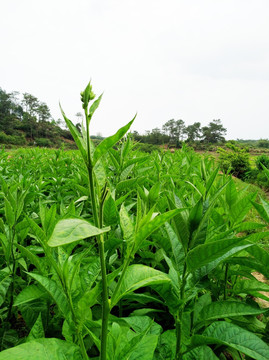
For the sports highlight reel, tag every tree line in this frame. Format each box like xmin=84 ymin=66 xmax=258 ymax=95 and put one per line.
xmin=0 ymin=87 xmax=73 ymax=147
xmin=131 ymin=119 xmax=227 ymax=147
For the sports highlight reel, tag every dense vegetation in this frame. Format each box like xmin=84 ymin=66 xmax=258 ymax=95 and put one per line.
xmin=0 ymin=82 xmax=269 ymax=359
xmin=0 ymin=87 xmax=75 ymax=148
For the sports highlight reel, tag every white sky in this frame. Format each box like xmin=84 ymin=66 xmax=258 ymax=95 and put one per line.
xmin=1 ymin=0 xmax=269 ymax=139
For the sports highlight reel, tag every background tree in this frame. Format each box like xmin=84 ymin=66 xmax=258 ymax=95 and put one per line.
xmin=184 ymin=122 xmax=201 ymax=142
xmin=162 ymin=119 xmax=185 ymax=144
xmin=37 ymin=102 xmax=51 ymax=122
xmin=202 ymin=119 xmax=227 ymax=143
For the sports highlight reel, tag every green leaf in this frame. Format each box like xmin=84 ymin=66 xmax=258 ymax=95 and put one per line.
xmin=0 ymin=273 xmax=11 ymax=306
xmin=154 ymin=330 xmax=176 ymax=360
xmin=233 ymin=278 xmax=269 ymax=295
xmin=198 ymin=301 xmax=266 ymax=322
xmin=134 ymin=209 xmax=184 ymax=253
xmin=26 ymin=273 xmax=69 ymax=316
xmin=234 ymin=222 xmax=266 ymax=232
xmin=48 ymin=218 xmax=110 ymax=247
xmin=104 ymin=195 xmax=119 ymax=226
xmin=183 ymin=345 xmax=219 ymax=360
xmin=14 ymin=285 xmax=47 ymax=307
xmin=111 ymin=265 xmax=170 ymax=307
xmin=4 ymin=197 xmax=15 ymax=227
xmin=252 ymin=197 xmax=269 ymax=223
xmin=225 ymin=177 xmax=237 ymax=208
xmin=203 ymin=321 xmax=269 ymax=360
xmin=17 ymin=244 xmax=45 ymax=274
xmin=230 ymin=192 xmax=257 ymax=225
xmin=27 ymin=313 xmax=45 ymax=341
xmin=119 ymin=333 xmax=158 ymax=360
xmin=60 ymin=105 xmax=87 ymax=163
xmin=0 ymin=338 xmax=83 ymax=360
xmin=120 ymin=204 xmax=134 ymax=240
xmin=186 ymin=238 xmax=253 ymax=272
xmin=164 ymin=222 xmax=184 ymax=271
xmin=89 ymin=93 xmax=102 ymax=118
xmin=205 ymin=167 xmax=219 ymax=196
xmin=93 ymin=116 xmax=136 ymax=166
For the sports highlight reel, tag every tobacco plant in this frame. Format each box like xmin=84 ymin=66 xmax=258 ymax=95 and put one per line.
xmin=0 ymin=83 xmax=269 ymax=360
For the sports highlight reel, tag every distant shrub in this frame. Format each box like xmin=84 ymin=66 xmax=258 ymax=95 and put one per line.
xmin=0 ymin=131 xmax=26 ymax=145
xmin=35 ymin=138 xmax=53 ymax=147
xmin=135 ymin=143 xmax=160 ymax=153
xmin=218 ymin=143 xmax=250 ymax=179
xmin=258 ymin=139 xmax=269 ymax=149
xmin=256 ymin=154 xmax=269 ymax=170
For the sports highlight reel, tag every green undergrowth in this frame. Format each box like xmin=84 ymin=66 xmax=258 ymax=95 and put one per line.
xmin=0 ymin=82 xmax=269 ymax=360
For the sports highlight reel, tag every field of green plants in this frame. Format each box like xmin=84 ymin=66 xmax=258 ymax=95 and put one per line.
xmin=1 ymin=83 xmax=269 ymax=360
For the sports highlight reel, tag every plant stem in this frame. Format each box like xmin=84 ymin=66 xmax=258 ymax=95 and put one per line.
xmin=224 ymin=263 xmax=229 ymax=300
xmin=85 ymin=112 xmax=109 ymax=360
xmin=175 ymin=262 xmax=187 ymax=360
xmin=99 ymin=235 xmax=109 ymax=360
xmin=7 ymin=228 xmax=15 ymax=321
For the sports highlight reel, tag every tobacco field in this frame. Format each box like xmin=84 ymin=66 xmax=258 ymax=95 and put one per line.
xmin=0 ymin=83 xmax=269 ymax=360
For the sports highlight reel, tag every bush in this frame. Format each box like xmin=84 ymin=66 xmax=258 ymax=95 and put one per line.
xmin=0 ymin=131 xmax=26 ymax=145
xmin=256 ymin=154 xmax=269 ymax=170
xmin=35 ymin=138 xmax=53 ymax=147
xmin=218 ymin=144 xmax=250 ymax=179
xmin=134 ymin=143 xmax=161 ymax=153
xmin=258 ymin=139 xmax=269 ymax=149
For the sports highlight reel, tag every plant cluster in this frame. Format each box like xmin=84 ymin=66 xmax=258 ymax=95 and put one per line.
xmin=218 ymin=143 xmax=251 ymax=179
xmin=0 ymin=83 xmax=269 ymax=360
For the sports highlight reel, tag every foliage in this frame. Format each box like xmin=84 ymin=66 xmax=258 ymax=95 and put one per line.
xmin=0 ymin=87 xmax=74 ymax=148
xmin=258 ymin=139 xmax=269 ymax=149
xmin=218 ymin=143 xmax=251 ymax=179
xmin=256 ymin=154 xmax=269 ymax=170
xmin=0 ymin=83 xmax=269 ymax=360
xmin=202 ymin=119 xmax=227 ymax=144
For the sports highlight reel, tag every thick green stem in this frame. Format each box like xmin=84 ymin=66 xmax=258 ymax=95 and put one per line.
xmin=7 ymin=228 xmax=16 ymax=321
xmin=175 ymin=262 xmax=187 ymax=360
xmin=99 ymin=236 xmax=109 ymax=360
xmin=86 ymin=119 xmax=109 ymax=360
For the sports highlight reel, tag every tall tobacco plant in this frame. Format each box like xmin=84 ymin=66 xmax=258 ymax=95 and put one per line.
xmin=57 ymin=82 xmax=181 ymax=359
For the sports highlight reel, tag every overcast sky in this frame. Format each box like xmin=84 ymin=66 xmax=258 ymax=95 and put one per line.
xmin=1 ymin=0 xmax=269 ymax=139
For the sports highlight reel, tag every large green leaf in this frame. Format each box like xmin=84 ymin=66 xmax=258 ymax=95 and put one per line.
xmin=17 ymin=244 xmax=45 ymax=274
xmin=27 ymin=313 xmax=45 ymax=341
xmin=111 ymin=265 xmax=170 ymax=307
xmin=93 ymin=117 xmax=136 ymax=166
xmin=14 ymin=285 xmax=47 ymax=306
xmin=120 ymin=204 xmax=134 ymax=240
xmin=203 ymin=321 xmax=269 ymax=360
xmin=60 ymin=105 xmax=87 ymax=164
xmin=183 ymin=345 xmax=219 ymax=360
xmin=0 ymin=338 xmax=83 ymax=360
xmin=225 ymin=177 xmax=237 ymax=208
xmin=230 ymin=192 xmax=257 ymax=225
xmin=233 ymin=278 xmax=269 ymax=295
xmin=198 ymin=301 xmax=266 ymax=323
xmin=186 ymin=238 xmax=253 ymax=272
xmin=252 ymin=197 xmax=269 ymax=223
xmin=47 ymin=218 xmax=110 ymax=247
xmin=134 ymin=209 xmax=184 ymax=253
xmin=26 ymin=273 xmax=69 ymax=316
xmin=0 ymin=273 xmax=11 ymax=306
